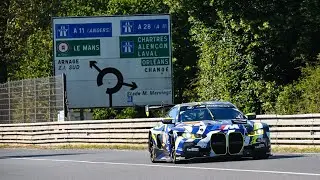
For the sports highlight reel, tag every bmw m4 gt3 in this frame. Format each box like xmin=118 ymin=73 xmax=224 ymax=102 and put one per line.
xmin=147 ymin=101 xmax=271 ymax=163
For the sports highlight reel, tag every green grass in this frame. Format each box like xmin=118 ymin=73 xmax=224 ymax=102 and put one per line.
xmin=0 ymin=144 xmax=10 ymax=149
xmin=0 ymin=144 xmax=148 ymax=150
xmin=1 ymin=144 xmax=320 ymax=153
xmin=55 ymin=144 xmax=148 ymax=150
xmin=271 ymin=146 xmax=320 ymax=153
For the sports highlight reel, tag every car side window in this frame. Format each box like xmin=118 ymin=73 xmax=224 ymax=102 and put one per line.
xmin=168 ymin=107 xmax=178 ymax=120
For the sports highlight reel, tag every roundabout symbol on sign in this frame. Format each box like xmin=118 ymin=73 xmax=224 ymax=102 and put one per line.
xmin=89 ymin=61 xmax=138 ymax=107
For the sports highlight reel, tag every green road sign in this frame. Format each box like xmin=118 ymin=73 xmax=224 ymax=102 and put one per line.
xmin=141 ymin=58 xmax=170 ymax=66
xmin=120 ymin=35 xmax=170 ymax=58
xmin=56 ymin=39 xmax=100 ymax=57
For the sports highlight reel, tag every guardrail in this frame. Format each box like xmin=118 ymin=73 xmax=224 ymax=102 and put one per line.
xmin=0 ymin=114 xmax=319 ymax=147
xmin=254 ymin=114 xmax=320 ymax=146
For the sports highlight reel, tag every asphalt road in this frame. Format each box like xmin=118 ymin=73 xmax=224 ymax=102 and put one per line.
xmin=0 ymin=148 xmax=320 ymax=180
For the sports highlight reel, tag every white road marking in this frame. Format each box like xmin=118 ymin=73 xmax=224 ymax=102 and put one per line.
xmin=9 ymin=157 xmax=320 ymax=177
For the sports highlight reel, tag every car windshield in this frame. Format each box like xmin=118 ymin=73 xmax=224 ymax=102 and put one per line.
xmin=209 ymin=107 xmax=245 ymax=120
xmin=178 ymin=105 xmax=245 ymax=122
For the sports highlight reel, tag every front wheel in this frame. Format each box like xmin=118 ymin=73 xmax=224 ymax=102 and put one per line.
xmin=171 ymin=147 xmax=178 ymax=164
xmin=170 ymin=137 xmax=179 ymax=164
xmin=149 ymin=135 xmax=157 ymax=163
xmin=170 ymin=138 xmax=186 ymax=164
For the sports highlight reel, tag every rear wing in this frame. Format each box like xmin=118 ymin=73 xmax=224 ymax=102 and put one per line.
xmin=145 ymin=104 xmax=175 ymax=117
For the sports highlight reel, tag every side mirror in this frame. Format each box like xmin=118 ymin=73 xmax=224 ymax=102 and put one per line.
xmin=246 ymin=113 xmax=256 ymax=120
xmin=161 ymin=118 xmax=174 ymax=124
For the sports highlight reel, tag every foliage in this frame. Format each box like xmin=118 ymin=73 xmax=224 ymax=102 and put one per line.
xmin=275 ymin=83 xmax=301 ymax=115
xmin=186 ymin=5 xmax=280 ymax=114
xmin=163 ymin=0 xmax=199 ymax=103
xmin=115 ymin=107 xmax=139 ymax=119
xmin=92 ymin=108 xmax=117 ymax=120
xmin=276 ymin=56 xmax=320 ymax=114
xmin=0 ymin=0 xmax=10 ymax=83
xmin=1 ymin=0 xmax=320 ymax=119
xmin=167 ymin=0 xmax=320 ymax=114
xmin=297 ymin=64 xmax=320 ymax=113
xmin=12 ymin=29 xmax=53 ymax=79
xmin=5 ymin=0 xmax=58 ymax=80
xmin=92 ymin=107 xmax=141 ymax=120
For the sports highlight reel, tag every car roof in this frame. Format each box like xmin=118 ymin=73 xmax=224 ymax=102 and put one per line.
xmin=177 ymin=101 xmax=237 ymax=108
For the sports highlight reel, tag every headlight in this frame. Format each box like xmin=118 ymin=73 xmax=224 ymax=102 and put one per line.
xmin=249 ymin=129 xmax=264 ymax=135
xmin=256 ymin=129 xmax=264 ymax=135
xmin=181 ymin=133 xmax=201 ymax=139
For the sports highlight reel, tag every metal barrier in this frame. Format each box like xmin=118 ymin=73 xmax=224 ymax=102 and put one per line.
xmin=254 ymin=114 xmax=320 ymax=146
xmin=0 ymin=114 xmax=319 ymax=147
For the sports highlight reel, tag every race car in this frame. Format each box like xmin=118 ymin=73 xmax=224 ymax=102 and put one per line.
xmin=147 ymin=101 xmax=271 ymax=163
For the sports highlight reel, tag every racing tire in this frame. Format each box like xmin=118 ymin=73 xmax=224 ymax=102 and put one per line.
xmin=171 ymin=145 xmax=177 ymax=163
xmin=149 ymin=135 xmax=157 ymax=163
xmin=170 ymin=138 xmax=187 ymax=164
xmin=172 ymin=150 xmax=178 ymax=164
xmin=170 ymin=137 xmax=180 ymax=164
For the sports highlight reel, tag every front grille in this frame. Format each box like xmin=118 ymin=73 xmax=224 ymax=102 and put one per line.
xmin=210 ymin=133 xmax=227 ymax=155
xmin=228 ymin=132 xmax=244 ymax=154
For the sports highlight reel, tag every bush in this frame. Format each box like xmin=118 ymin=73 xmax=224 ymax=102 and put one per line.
xmin=92 ymin=108 xmax=117 ymax=120
xmin=275 ymin=56 xmax=320 ymax=114
xmin=296 ymin=64 xmax=320 ymax=113
xmin=116 ymin=107 xmax=139 ymax=119
xmin=92 ymin=107 xmax=143 ymax=120
xmin=275 ymin=83 xmax=301 ymax=114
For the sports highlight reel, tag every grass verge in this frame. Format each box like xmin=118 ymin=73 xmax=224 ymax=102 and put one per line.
xmin=55 ymin=144 xmax=148 ymax=150
xmin=271 ymin=146 xmax=320 ymax=153
xmin=0 ymin=144 xmax=320 ymax=153
xmin=0 ymin=143 xmax=148 ymax=150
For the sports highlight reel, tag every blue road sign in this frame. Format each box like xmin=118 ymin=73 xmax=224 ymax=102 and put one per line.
xmin=121 ymin=19 xmax=169 ymax=35
xmin=127 ymin=95 xmax=133 ymax=103
xmin=121 ymin=41 xmax=134 ymax=54
xmin=55 ymin=23 xmax=112 ymax=39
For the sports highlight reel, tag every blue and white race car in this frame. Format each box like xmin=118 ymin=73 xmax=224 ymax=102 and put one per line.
xmin=147 ymin=101 xmax=271 ymax=163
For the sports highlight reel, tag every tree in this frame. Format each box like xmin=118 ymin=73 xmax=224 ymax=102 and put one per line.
xmin=276 ymin=54 xmax=320 ymax=114
xmin=5 ymin=0 xmax=61 ymax=79
xmin=3 ymin=0 xmax=320 ymax=117
xmin=0 ymin=0 xmax=10 ymax=83
xmin=166 ymin=0 xmax=320 ymax=114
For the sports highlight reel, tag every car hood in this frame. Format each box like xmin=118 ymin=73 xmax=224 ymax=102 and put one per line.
xmin=171 ymin=119 xmax=251 ymax=134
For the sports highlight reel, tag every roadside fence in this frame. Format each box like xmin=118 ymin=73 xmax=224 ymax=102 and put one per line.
xmin=0 ymin=114 xmax=319 ymax=147
xmin=0 ymin=75 xmax=66 ymax=124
